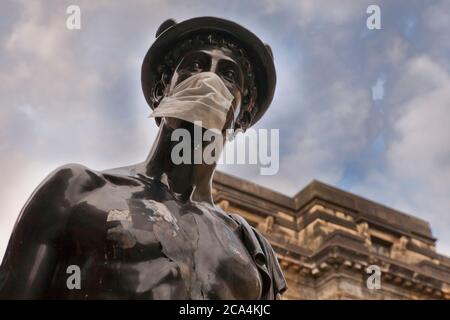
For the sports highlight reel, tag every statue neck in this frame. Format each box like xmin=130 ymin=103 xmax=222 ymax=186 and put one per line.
xmin=142 ymin=122 xmax=216 ymax=204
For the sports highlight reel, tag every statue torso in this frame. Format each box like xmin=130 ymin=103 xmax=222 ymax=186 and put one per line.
xmin=47 ymin=170 xmax=262 ymax=299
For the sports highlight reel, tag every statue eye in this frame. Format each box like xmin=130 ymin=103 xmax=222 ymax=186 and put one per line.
xmin=191 ymin=61 xmax=201 ymax=70
xmin=224 ymin=70 xmax=235 ymax=81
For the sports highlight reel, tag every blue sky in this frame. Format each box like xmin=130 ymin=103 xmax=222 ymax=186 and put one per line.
xmin=1 ymin=0 xmax=450 ymax=259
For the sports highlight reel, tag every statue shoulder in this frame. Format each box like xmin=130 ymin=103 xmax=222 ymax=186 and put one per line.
xmin=36 ymin=163 xmax=105 ymax=204
xmin=15 ymin=163 xmax=104 ymax=231
xmin=0 ymin=163 xmax=101 ymax=297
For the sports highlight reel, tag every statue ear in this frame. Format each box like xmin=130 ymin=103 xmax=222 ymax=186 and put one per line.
xmin=156 ymin=19 xmax=177 ymax=38
xmin=152 ymin=81 xmax=166 ymax=107
xmin=235 ymin=110 xmax=252 ymax=132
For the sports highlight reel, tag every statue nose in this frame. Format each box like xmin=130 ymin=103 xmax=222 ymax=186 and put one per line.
xmin=208 ymin=58 xmax=219 ymax=74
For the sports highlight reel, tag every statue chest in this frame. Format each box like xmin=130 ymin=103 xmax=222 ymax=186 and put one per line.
xmin=101 ymin=198 xmax=262 ymax=299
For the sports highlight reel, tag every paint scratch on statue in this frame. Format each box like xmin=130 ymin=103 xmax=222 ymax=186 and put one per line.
xmin=107 ymin=209 xmax=131 ymax=222
xmin=142 ymin=199 xmax=179 ymax=235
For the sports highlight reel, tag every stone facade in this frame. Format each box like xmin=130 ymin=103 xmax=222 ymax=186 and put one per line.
xmin=212 ymin=171 xmax=450 ymax=300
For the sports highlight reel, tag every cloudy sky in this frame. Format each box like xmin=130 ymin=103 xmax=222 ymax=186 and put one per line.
xmin=1 ymin=0 xmax=450 ymax=260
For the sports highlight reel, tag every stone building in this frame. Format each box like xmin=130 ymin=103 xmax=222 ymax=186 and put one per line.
xmin=212 ymin=171 xmax=450 ymax=299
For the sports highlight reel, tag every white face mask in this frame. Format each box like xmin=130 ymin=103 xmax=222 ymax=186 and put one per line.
xmin=150 ymin=72 xmax=235 ymax=130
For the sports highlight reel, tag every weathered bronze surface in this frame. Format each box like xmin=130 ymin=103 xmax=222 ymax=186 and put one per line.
xmin=0 ymin=17 xmax=286 ymax=299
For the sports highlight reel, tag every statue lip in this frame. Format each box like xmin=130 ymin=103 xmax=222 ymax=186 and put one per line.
xmin=141 ymin=16 xmax=276 ymax=127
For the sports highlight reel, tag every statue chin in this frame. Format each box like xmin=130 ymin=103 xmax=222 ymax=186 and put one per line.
xmin=164 ymin=117 xmax=184 ymax=129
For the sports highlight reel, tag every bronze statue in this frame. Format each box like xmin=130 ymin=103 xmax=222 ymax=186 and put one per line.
xmin=0 ymin=17 xmax=286 ymax=299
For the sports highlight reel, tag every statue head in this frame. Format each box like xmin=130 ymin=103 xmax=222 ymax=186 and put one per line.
xmin=141 ymin=17 xmax=276 ymax=133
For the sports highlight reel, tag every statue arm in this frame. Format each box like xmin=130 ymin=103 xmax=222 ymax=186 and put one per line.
xmin=227 ymin=213 xmax=287 ymax=299
xmin=0 ymin=164 xmax=86 ymax=299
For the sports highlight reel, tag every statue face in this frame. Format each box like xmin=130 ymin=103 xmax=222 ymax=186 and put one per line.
xmin=165 ymin=46 xmax=245 ymax=131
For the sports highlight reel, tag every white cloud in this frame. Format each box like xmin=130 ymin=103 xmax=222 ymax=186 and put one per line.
xmin=351 ymin=55 xmax=450 ymax=255
xmin=262 ymin=0 xmax=369 ymax=27
xmin=252 ymin=77 xmax=371 ymax=194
